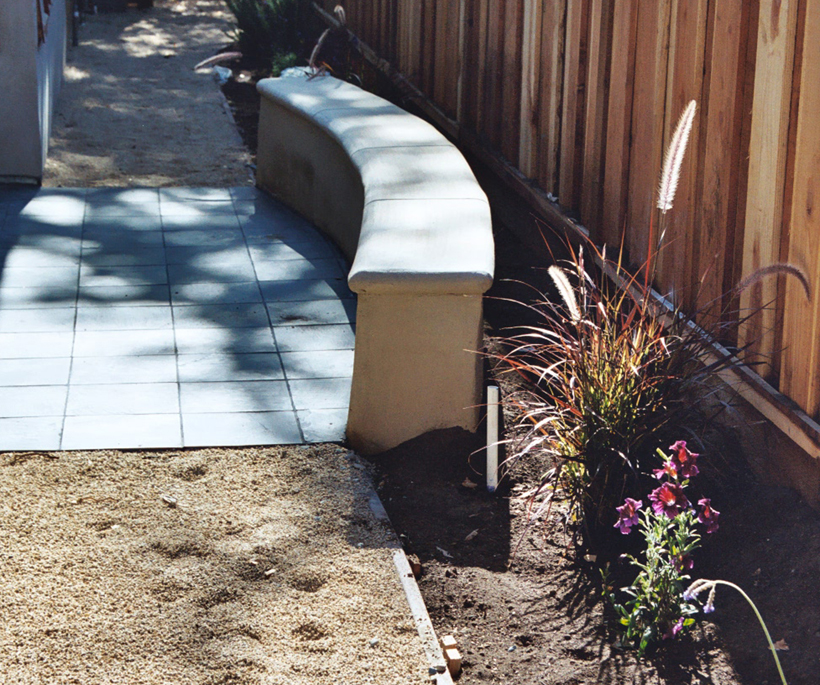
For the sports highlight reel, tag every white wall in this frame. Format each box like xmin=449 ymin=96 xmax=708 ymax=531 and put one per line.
xmin=0 ymin=0 xmax=66 ymax=181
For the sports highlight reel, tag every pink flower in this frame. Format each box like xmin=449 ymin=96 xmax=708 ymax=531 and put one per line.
xmin=614 ymin=498 xmax=642 ymax=535
xmin=663 ymin=617 xmax=685 ymax=640
xmin=653 ymin=460 xmax=678 ymax=481
xmin=669 ymin=440 xmax=699 ymax=479
xmin=649 ymin=482 xmax=690 ymax=519
xmin=675 ymin=553 xmax=694 ymax=572
xmin=698 ymin=498 xmax=720 ymax=533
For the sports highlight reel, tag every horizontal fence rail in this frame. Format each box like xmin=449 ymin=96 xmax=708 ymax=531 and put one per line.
xmin=325 ymin=0 xmax=820 ymax=426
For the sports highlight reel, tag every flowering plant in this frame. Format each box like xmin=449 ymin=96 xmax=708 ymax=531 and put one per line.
xmin=604 ymin=441 xmax=719 ymax=654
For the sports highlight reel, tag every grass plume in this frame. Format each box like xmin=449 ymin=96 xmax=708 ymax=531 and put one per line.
xmin=657 ymin=100 xmax=697 ymax=214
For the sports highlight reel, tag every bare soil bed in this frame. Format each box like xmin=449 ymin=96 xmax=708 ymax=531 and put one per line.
xmin=0 ymin=447 xmax=427 ymax=684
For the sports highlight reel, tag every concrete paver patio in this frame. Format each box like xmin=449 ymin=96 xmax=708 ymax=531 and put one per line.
xmin=0 ymin=186 xmax=355 ymax=450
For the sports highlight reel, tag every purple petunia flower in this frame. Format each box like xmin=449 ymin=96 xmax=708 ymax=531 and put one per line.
xmin=614 ymin=497 xmax=642 ymax=534
xmin=663 ymin=617 xmax=685 ymax=640
xmin=669 ymin=440 xmax=699 ymax=479
xmin=649 ymin=482 xmax=690 ymax=519
xmin=653 ymin=460 xmax=678 ymax=481
xmin=675 ymin=553 xmax=694 ymax=572
xmin=698 ymin=498 xmax=720 ymax=533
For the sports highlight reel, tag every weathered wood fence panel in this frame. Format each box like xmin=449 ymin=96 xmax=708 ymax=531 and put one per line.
xmin=322 ymin=0 xmax=820 ymax=423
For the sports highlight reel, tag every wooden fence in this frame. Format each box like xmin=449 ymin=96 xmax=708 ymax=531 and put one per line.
xmin=325 ymin=0 xmax=820 ymax=426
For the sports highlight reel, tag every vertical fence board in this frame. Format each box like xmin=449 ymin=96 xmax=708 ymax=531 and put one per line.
xmin=625 ymin=0 xmax=671 ymax=268
xmin=558 ymin=0 xmax=585 ymax=209
xmin=456 ymin=0 xmax=467 ymax=122
xmin=519 ymin=0 xmax=542 ymax=177
xmin=693 ymin=0 xmax=749 ymax=321
xmin=501 ymin=0 xmax=524 ymax=163
xmin=656 ymin=0 xmax=708 ymax=303
xmin=536 ymin=0 xmax=566 ymax=196
xmin=421 ymin=0 xmax=436 ymax=97
xmin=410 ymin=0 xmax=423 ymax=85
xmin=580 ymin=0 xmax=613 ymax=237
xmin=484 ymin=0 xmax=506 ymax=148
xmin=782 ymin=0 xmax=820 ymax=417
xmin=600 ymin=0 xmax=638 ymax=248
xmin=473 ymin=0 xmax=491 ymax=134
xmin=738 ymin=0 xmax=798 ymax=377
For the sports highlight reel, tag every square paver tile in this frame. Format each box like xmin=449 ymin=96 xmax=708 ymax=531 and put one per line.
xmin=82 ymin=215 xmax=163 ymax=233
xmin=160 ymin=200 xmax=237 ymax=217
xmin=267 ymin=299 xmax=354 ymax=327
xmin=82 ymin=228 xmax=164 ymax=247
xmin=272 ymin=324 xmax=355 ymax=352
xmin=15 ymin=198 xmax=86 ymax=221
xmin=0 ymin=331 xmax=75 ymax=358
xmin=167 ymin=261 xmax=256 ymax=285
xmin=0 ymin=358 xmax=72 ymax=386
xmin=79 ymin=265 xmax=168 ymax=287
xmin=162 ymin=227 xmax=244 ymax=247
xmin=84 ymin=204 xmax=161 ymax=220
xmin=78 ymin=283 xmax=171 ymax=306
xmin=253 ymin=258 xmax=345 ymax=281
xmin=61 ymin=414 xmax=182 ymax=450
xmin=258 ymin=278 xmax=352 ymax=302
xmin=248 ymin=240 xmax=336 ymax=262
xmin=0 ymin=266 xmax=79 ymax=289
xmin=70 ymin=355 xmax=178 ymax=385
xmin=163 ymin=244 xmax=251 ymax=266
xmin=182 ymin=410 xmax=302 ymax=447
xmin=0 ymin=417 xmax=63 ymax=450
xmin=75 ymin=305 xmax=173 ymax=331
xmin=0 ymin=307 xmax=76 ymax=333
xmin=159 ymin=188 xmax=233 ymax=202
xmin=2 ymin=233 xmax=83 ymax=256
xmin=66 ymin=383 xmax=179 ymax=415
xmin=73 ymin=329 xmax=176 ymax=357
xmin=179 ymin=380 xmax=292 ymax=413
xmin=0 ymin=385 xmax=69 ymax=417
xmin=241 ymin=220 xmax=326 ymax=246
xmin=85 ymin=188 xmax=160 ymax=205
xmin=173 ymin=303 xmax=269 ymax=329
xmin=170 ymin=281 xmax=262 ymax=305
xmin=0 ymin=285 xmax=78 ymax=309
xmin=177 ymin=352 xmax=283 ymax=382
xmin=81 ymin=245 xmax=166 ymax=267
xmin=287 ymin=378 xmax=352 ymax=410
xmin=174 ymin=327 xmax=276 ymax=355
xmin=3 ymin=247 xmax=80 ymax=269
xmin=297 ymin=408 xmax=347 ymax=442
xmin=280 ymin=350 xmax=354 ymax=379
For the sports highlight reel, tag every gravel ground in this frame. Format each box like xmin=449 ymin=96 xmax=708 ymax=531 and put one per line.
xmin=44 ymin=0 xmax=252 ymax=188
xmin=0 ymin=446 xmax=428 ymax=684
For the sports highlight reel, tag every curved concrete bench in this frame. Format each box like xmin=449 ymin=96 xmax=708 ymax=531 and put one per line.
xmin=256 ymin=75 xmax=494 ymax=454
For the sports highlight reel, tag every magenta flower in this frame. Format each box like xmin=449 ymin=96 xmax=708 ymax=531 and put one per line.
xmin=653 ymin=460 xmax=678 ymax=481
xmin=675 ymin=553 xmax=694 ymax=572
xmin=669 ymin=440 xmax=699 ymax=479
xmin=663 ymin=617 xmax=685 ymax=640
xmin=698 ymin=498 xmax=720 ymax=533
xmin=614 ymin=498 xmax=642 ymax=535
xmin=649 ymin=482 xmax=690 ymax=519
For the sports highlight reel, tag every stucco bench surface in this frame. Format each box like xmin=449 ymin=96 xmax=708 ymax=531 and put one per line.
xmin=256 ymin=74 xmax=494 ymax=453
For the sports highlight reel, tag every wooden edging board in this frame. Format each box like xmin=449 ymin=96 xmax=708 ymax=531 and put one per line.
xmin=366 ymin=489 xmax=455 ymax=685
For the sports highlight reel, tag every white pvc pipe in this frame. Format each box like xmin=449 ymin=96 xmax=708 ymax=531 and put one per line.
xmin=486 ymin=385 xmax=500 ymax=492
